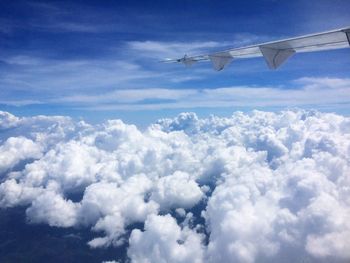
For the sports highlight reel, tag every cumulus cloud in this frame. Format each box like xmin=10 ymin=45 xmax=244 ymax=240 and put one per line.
xmin=0 ymin=136 xmax=42 ymax=173
xmin=81 ymin=176 xmax=159 ymax=248
xmin=150 ymin=171 xmax=204 ymax=210
xmin=128 ymin=214 xmax=205 ymax=263
xmin=0 ymin=110 xmax=349 ymax=262
xmin=26 ymin=191 xmax=80 ymax=227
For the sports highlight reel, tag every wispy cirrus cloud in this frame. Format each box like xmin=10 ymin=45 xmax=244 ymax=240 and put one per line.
xmin=126 ymin=33 xmax=272 ymax=59
xmin=55 ymin=88 xmax=197 ymax=104
xmin=0 ymin=55 xmax=163 ymax=92
xmin=45 ymin=77 xmax=350 ymax=111
xmin=127 ymin=40 xmax=229 ymax=58
xmin=1 ymin=75 xmax=350 ymax=111
xmin=32 ymin=22 xmax=116 ymax=33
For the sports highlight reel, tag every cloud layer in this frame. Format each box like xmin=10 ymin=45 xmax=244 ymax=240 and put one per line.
xmin=0 ymin=110 xmax=349 ymax=262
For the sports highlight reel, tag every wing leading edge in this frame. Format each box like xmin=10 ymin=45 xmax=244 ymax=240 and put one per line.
xmin=162 ymin=27 xmax=350 ymax=71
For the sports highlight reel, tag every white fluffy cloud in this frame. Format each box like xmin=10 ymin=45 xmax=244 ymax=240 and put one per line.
xmin=81 ymin=176 xmax=159 ymax=248
xmin=26 ymin=190 xmax=80 ymax=227
xmin=0 ymin=110 xmax=349 ymax=263
xmin=150 ymin=171 xmax=204 ymax=210
xmin=128 ymin=214 xmax=205 ymax=263
xmin=0 ymin=136 xmax=42 ymax=173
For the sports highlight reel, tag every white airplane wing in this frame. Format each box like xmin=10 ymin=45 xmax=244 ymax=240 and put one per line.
xmin=162 ymin=27 xmax=350 ymax=71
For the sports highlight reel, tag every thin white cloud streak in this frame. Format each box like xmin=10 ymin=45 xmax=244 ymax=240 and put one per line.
xmin=56 ymin=88 xmax=197 ymax=104
xmin=127 ymin=40 xmax=229 ymax=59
xmin=53 ymin=77 xmax=350 ymax=111
xmin=0 ymin=100 xmax=42 ymax=107
xmin=0 ymin=2 xmax=111 ymax=35
xmin=24 ymin=2 xmax=126 ymax=33
xmin=0 ymin=50 xmax=207 ymax=97
xmin=2 ymin=77 xmax=348 ymax=110
xmin=1 ymin=66 xmax=349 ymax=111
xmin=0 ymin=56 xmax=163 ymax=92
xmin=126 ymin=34 xmax=271 ymax=59
xmin=32 ymin=22 xmax=116 ymax=33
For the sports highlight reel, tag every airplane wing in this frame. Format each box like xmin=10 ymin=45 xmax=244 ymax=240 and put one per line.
xmin=162 ymin=27 xmax=350 ymax=71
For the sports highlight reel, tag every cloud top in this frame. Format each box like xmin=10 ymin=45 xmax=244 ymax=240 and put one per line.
xmin=0 ymin=110 xmax=349 ymax=262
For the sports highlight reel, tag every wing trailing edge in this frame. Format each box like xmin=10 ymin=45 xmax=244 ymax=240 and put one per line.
xmin=162 ymin=26 xmax=350 ymax=71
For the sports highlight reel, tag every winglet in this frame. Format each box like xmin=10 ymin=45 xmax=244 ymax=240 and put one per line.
xmin=209 ymin=53 xmax=233 ymax=71
xmin=259 ymin=46 xmax=295 ymax=70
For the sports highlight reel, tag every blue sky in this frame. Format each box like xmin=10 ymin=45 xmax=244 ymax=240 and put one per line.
xmin=1 ymin=0 xmax=350 ymax=125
